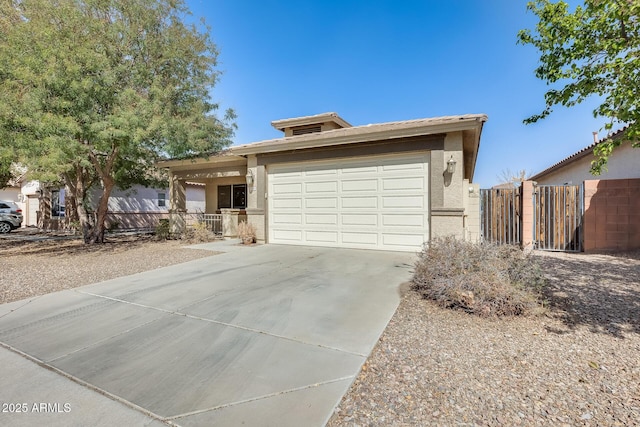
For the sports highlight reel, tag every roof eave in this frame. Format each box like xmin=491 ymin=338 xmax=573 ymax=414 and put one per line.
xmin=156 ymin=153 xmax=247 ymax=170
xmin=234 ymin=116 xmax=487 ymax=156
xmin=271 ymin=112 xmax=352 ymax=131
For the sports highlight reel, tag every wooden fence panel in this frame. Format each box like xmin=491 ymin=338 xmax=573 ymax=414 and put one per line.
xmin=480 ymin=188 xmax=521 ymax=245
xmin=533 ymin=184 xmax=582 ymax=252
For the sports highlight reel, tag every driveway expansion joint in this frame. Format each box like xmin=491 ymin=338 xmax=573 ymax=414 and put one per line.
xmin=77 ymin=290 xmax=369 ymax=357
xmin=165 ymin=375 xmax=355 ymax=421
xmin=0 ymin=341 xmax=173 ymax=425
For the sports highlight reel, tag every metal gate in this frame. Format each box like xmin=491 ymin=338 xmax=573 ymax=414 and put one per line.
xmin=533 ymin=184 xmax=583 ymax=252
xmin=480 ymin=188 xmax=521 ymax=245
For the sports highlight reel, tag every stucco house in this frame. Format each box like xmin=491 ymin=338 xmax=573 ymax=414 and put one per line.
xmin=2 ymin=175 xmax=205 ymax=230
xmin=38 ymin=183 xmax=206 ymax=230
xmin=531 ymin=127 xmax=640 ymax=185
xmin=159 ymin=112 xmax=486 ymax=252
xmin=0 ymin=172 xmax=41 ymax=227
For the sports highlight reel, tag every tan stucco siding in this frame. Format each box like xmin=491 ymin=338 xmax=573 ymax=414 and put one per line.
xmin=205 ymin=176 xmax=246 ymax=213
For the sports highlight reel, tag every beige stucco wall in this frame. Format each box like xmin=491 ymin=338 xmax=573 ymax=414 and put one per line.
xmin=536 ymin=142 xmax=640 ymax=185
xmin=205 ymin=176 xmax=245 ymax=213
xmin=429 ymin=131 xmax=466 ymax=240
xmin=465 ymin=181 xmax=481 ymax=242
xmin=443 ymin=132 xmax=464 ymax=207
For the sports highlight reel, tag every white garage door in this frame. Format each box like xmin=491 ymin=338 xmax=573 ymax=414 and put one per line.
xmin=268 ymin=153 xmax=429 ymax=251
xmin=27 ymin=196 xmax=39 ymax=227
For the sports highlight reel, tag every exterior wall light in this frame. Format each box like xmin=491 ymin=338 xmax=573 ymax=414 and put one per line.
xmin=447 ymin=155 xmax=457 ymax=174
xmin=245 ymin=169 xmax=255 ymax=186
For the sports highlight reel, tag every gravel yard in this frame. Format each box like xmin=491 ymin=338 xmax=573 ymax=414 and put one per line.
xmin=1 ymin=233 xmax=639 ymax=426
xmin=329 ymin=251 xmax=640 ymax=426
xmin=0 ymin=232 xmax=218 ymax=305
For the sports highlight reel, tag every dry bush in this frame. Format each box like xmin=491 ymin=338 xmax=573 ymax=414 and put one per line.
xmin=412 ymin=237 xmax=546 ymax=317
xmin=180 ymin=221 xmax=216 ymax=243
xmin=238 ymin=220 xmax=256 ymax=244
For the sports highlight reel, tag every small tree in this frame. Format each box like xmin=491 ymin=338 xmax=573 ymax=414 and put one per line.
xmin=0 ymin=0 xmax=235 ymax=243
xmin=518 ymin=0 xmax=640 ymax=174
xmin=496 ymin=169 xmax=532 ymax=188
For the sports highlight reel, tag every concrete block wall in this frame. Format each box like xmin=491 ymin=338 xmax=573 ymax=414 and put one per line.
xmin=521 ymin=181 xmax=535 ymax=249
xmin=583 ymin=178 xmax=640 ymax=252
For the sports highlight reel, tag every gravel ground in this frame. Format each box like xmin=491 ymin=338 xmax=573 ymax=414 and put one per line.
xmin=328 ymin=251 xmax=640 ymax=427
xmin=0 ymin=232 xmax=218 ymax=305
xmin=2 ymin=233 xmax=639 ymax=426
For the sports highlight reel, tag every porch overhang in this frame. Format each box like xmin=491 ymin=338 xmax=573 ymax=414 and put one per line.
xmin=157 ymin=152 xmax=248 ymax=182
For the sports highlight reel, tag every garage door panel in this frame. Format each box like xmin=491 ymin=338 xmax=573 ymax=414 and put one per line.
xmin=272 ymin=183 xmax=302 ymax=195
xmin=341 ymin=179 xmax=378 ymax=192
xmin=270 ymin=168 xmax=303 ymax=179
xmin=382 ymin=196 xmax=424 ymax=209
xmin=382 ymin=161 xmax=425 ymax=172
xmin=272 ymin=229 xmax=303 ymax=241
xmin=306 ymin=231 xmax=338 ymax=243
xmin=272 ymin=214 xmax=302 ymax=225
xmin=382 ymin=177 xmax=424 ymax=191
xmin=272 ymin=198 xmax=302 ymax=209
xmin=341 ymin=165 xmax=378 ymax=175
xmin=342 ymin=197 xmax=378 ymax=209
xmin=382 ymin=214 xmax=425 ymax=227
xmin=342 ymin=232 xmax=378 ymax=245
xmin=305 ymin=214 xmax=338 ymax=225
xmin=342 ymin=214 xmax=377 ymax=226
xmin=305 ymin=167 xmax=337 ymax=176
xmin=305 ymin=198 xmax=338 ymax=209
xmin=305 ymin=181 xmax=338 ymax=193
xmin=268 ymin=153 xmax=429 ymax=251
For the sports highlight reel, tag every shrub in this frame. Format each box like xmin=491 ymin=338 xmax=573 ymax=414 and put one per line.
xmin=412 ymin=237 xmax=546 ymax=317
xmin=237 ymin=220 xmax=256 ymax=244
xmin=180 ymin=221 xmax=216 ymax=243
xmin=155 ymin=219 xmax=170 ymax=240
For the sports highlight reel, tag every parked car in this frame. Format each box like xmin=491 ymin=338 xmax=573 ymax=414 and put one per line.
xmin=0 ymin=200 xmax=23 ymax=233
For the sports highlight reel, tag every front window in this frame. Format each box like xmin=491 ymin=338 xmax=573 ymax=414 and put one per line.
xmin=218 ymin=184 xmax=246 ymax=209
xmin=158 ymin=192 xmax=166 ymax=207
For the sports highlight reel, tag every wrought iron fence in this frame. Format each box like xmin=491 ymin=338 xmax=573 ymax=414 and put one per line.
xmin=170 ymin=212 xmax=223 ymax=236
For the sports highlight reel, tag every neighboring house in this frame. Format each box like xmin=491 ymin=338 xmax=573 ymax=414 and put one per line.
xmin=2 ymin=177 xmax=204 ymax=230
xmin=159 ymin=112 xmax=487 ymax=252
xmin=0 ymin=173 xmax=41 ymax=227
xmin=531 ymin=127 xmax=640 ymax=184
xmin=527 ymin=127 xmax=640 ymax=252
xmin=39 ymin=183 xmax=205 ymax=230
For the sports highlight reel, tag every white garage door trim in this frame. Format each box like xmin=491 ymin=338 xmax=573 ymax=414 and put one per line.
xmin=267 ymin=152 xmax=429 ymax=251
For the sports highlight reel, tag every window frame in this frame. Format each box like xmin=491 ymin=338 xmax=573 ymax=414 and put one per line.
xmin=217 ymin=184 xmax=247 ymax=209
xmin=157 ymin=192 xmax=166 ymax=208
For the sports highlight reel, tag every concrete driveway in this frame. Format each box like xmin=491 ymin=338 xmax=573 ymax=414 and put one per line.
xmin=0 ymin=243 xmax=414 ymax=426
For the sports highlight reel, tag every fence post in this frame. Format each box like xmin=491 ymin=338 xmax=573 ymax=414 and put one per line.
xmin=521 ymin=181 xmax=535 ymax=250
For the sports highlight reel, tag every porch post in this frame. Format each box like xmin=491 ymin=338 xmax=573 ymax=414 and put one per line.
xmin=245 ymin=154 xmax=266 ymax=243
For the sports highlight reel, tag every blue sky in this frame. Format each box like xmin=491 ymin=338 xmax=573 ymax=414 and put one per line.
xmin=186 ymin=0 xmax=604 ymax=187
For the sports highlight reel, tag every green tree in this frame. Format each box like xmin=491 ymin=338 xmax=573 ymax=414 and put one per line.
xmin=518 ymin=0 xmax=640 ymax=174
xmin=0 ymin=0 xmax=235 ymax=243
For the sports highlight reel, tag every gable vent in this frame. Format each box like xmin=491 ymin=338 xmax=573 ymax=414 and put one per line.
xmin=292 ymin=125 xmax=322 ymax=135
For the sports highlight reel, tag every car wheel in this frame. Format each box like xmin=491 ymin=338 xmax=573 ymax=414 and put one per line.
xmin=0 ymin=222 xmax=12 ymax=233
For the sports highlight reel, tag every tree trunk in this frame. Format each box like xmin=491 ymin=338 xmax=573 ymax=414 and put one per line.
xmin=85 ymin=178 xmax=114 ymax=244
xmin=66 ymin=168 xmax=94 ymax=243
